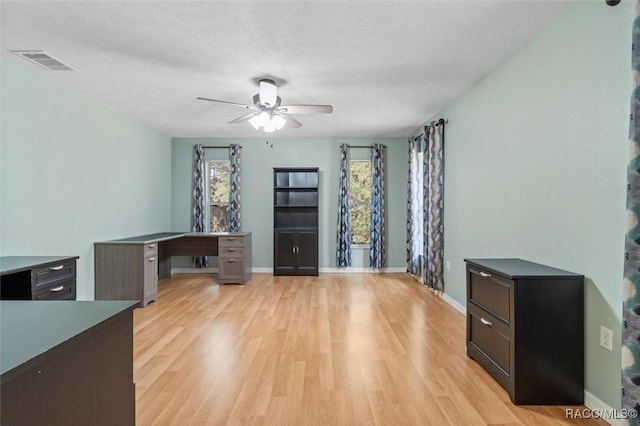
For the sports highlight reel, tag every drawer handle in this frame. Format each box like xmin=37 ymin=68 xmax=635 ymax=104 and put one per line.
xmin=480 ymin=317 xmax=493 ymax=326
xmin=49 ymin=265 xmax=64 ymax=271
xmin=50 ymin=285 xmax=65 ymax=292
xmin=227 ymin=248 xmax=236 ymax=252
xmin=228 ymin=259 xmax=236 ymax=263
xmin=227 ymin=238 xmax=235 ymax=241
xmin=479 ymin=272 xmax=492 ymax=278
xmin=147 ymin=257 xmax=156 ymax=262
xmin=148 ymin=244 xmax=156 ymax=249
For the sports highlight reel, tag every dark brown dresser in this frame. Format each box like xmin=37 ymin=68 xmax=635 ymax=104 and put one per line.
xmin=465 ymin=258 xmax=584 ymax=405
xmin=1 ymin=300 xmax=138 ymax=426
xmin=0 ymin=256 xmax=78 ymax=300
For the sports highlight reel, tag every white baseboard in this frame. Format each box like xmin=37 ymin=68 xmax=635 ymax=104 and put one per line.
xmin=442 ymin=292 xmax=466 ymax=316
xmin=583 ymin=391 xmax=624 ymax=426
xmin=172 ymin=267 xmax=218 ymax=273
xmin=171 ymin=267 xmax=406 ymax=274
xmin=319 ymin=267 xmax=406 ymax=273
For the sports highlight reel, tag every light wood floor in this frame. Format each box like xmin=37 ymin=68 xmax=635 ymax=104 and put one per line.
xmin=133 ymin=273 xmax=604 ymax=425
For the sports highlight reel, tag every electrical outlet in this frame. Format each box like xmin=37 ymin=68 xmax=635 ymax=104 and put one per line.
xmin=600 ymin=326 xmax=613 ymax=352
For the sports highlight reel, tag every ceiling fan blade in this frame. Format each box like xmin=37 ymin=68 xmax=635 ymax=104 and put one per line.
xmin=197 ymin=97 xmax=255 ymax=110
xmin=279 ymin=105 xmax=334 ymax=114
xmin=228 ymin=112 xmax=259 ymax=124
xmin=283 ymin=114 xmax=303 ymax=128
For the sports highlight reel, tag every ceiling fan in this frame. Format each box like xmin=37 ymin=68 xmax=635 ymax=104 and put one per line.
xmin=197 ymin=79 xmax=333 ymax=132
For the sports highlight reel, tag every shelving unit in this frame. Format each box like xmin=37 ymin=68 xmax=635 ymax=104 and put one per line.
xmin=273 ymin=168 xmax=319 ymax=276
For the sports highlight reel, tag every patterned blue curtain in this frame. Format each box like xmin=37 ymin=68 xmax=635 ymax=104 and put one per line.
xmin=192 ymin=144 xmax=208 ymax=267
xmin=228 ymin=144 xmax=242 ymax=232
xmin=336 ymin=143 xmax=352 ymax=267
xmin=407 ymin=137 xmax=423 ymax=275
xmin=623 ymin=2 xmax=640 ymax=419
xmin=423 ymin=123 xmax=445 ymax=290
xmin=370 ymin=144 xmax=386 ymax=268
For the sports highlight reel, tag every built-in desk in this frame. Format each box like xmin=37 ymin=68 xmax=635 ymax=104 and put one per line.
xmin=95 ymin=232 xmax=252 ymax=306
xmin=1 ymin=300 xmax=138 ymax=426
xmin=0 ymin=256 xmax=78 ymax=300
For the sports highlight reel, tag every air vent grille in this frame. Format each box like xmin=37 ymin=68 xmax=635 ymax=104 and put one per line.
xmin=11 ymin=50 xmax=75 ymax=71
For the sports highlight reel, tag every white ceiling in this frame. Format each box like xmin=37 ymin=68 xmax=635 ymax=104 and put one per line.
xmin=1 ymin=1 xmax=573 ymax=138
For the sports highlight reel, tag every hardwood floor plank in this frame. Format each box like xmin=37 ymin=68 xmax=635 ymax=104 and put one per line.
xmin=133 ymin=273 xmax=606 ymax=425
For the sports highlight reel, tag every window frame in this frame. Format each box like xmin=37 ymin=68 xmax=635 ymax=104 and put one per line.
xmin=207 ymin=159 xmax=231 ymax=233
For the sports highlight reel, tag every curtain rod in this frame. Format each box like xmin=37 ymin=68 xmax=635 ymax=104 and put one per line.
xmin=346 ymin=144 xmax=386 ymax=148
xmin=413 ymin=118 xmax=447 ymax=141
xmin=203 ymin=145 xmax=231 ymax=149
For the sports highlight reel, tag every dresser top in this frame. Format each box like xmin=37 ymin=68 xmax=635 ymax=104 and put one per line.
xmin=0 ymin=256 xmax=79 ymax=276
xmin=97 ymin=231 xmax=251 ymax=244
xmin=0 ymin=300 xmax=138 ymax=378
xmin=464 ymin=258 xmax=583 ymax=279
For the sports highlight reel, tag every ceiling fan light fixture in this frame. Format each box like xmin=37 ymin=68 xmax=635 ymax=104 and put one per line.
xmin=272 ymin=114 xmax=286 ymax=130
xmin=263 ymin=120 xmax=276 ymax=133
xmin=248 ymin=115 xmax=262 ymax=130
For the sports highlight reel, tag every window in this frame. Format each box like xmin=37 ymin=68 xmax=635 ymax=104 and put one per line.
xmin=349 ymin=160 xmax=372 ymax=245
xmin=208 ymin=160 xmax=231 ymax=232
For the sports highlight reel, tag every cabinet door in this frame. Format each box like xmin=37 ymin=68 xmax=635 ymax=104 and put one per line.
xmin=296 ymin=231 xmax=318 ymax=274
xmin=274 ymin=231 xmax=296 ymax=274
xmin=143 ymin=256 xmax=158 ymax=306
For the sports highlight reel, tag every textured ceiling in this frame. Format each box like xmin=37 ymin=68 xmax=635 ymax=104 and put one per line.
xmin=0 ymin=1 xmax=574 ymax=138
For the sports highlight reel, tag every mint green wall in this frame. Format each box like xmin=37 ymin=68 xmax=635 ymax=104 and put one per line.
xmin=1 ymin=58 xmax=172 ymax=299
xmin=171 ymin=137 xmax=407 ymax=269
xmin=417 ymin=2 xmax=631 ymax=408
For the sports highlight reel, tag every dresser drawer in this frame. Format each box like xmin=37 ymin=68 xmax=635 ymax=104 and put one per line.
xmin=32 ymin=260 xmax=76 ymax=291
xmin=33 ymin=279 xmax=76 ymax=300
xmin=219 ymin=236 xmax=245 ymax=248
xmin=143 ymin=243 xmax=158 ymax=258
xmin=468 ymin=266 xmax=512 ymax=325
xmin=468 ymin=304 xmax=512 ymax=376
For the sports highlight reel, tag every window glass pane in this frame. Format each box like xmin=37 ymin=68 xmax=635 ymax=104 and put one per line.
xmin=351 ymin=203 xmax=371 ymax=244
xmin=209 ymin=161 xmax=231 ymax=203
xmin=349 ymin=161 xmax=371 ymax=203
xmin=210 ymin=205 xmax=229 ymax=232
xmin=349 ymin=160 xmax=372 ymax=244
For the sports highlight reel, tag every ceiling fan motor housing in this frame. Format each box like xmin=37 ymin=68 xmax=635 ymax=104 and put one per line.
xmin=259 ymin=79 xmax=278 ymax=107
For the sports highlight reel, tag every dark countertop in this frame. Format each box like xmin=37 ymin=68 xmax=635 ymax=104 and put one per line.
xmin=0 ymin=256 xmax=79 ymax=276
xmin=464 ymin=258 xmax=583 ymax=279
xmin=0 ymin=300 xmax=138 ymax=380
xmin=97 ymin=231 xmax=252 ymax=244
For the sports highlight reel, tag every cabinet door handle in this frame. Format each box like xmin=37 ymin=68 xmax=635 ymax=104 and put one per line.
xmin=480 ymin=317 xmax=492 ymax=326
xmin=49 ymin=265 xmax=64 ymax=271
xmin=148 ymin=244 xmax=156 ymax=249
xmin=147 ymin=257 xmax=156 ymax=262
xmin=479 ymin=272 xmax=492 ymax=278
xmin=50 ymin=285 xmax=64 ymax=292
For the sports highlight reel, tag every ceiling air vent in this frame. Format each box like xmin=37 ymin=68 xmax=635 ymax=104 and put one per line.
xmin=10 ymin=50 xmax=75 ymax=71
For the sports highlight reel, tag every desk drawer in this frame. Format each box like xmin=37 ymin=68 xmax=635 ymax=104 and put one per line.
xmin=219 ymin=247 xmax=244 ymax=258
xmin=32 ymin=260 xmax=76 ymax=290
xmin=33 ymin=279 xmax=76 ymax=300
xmin=468 ymin=266 xmax=512 ymax=325
xmin=219 ymin=236 xmax=245 ymax=248
xmin=219 ymin=258 xmax=245 ymax=282
xmin=144 ymin=243 xmax=158 ymax=258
